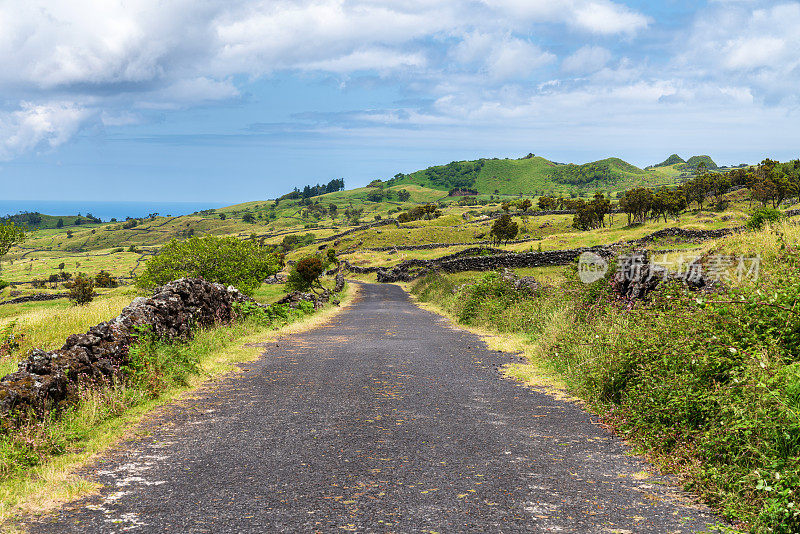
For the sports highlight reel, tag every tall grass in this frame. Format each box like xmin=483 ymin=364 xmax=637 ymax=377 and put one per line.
xmin=0 ymin=292 xmax=135 ymax=377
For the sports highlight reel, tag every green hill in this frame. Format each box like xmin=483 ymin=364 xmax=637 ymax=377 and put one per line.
xmin=387 ymin=155 xmax=677 ymax=195
xmin=681 ymin=155 xmax=718 ymax=171
xmin=653 ymin=154 xmax=686 ymax=167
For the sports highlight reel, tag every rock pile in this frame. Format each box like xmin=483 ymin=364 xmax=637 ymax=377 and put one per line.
xmin=500 ymin=269 xmax=540 ymax=293
xmin=611 ymin=251 xmax=708 ymax=300
xmin=0 ymin=278 xmax=249 ymax=419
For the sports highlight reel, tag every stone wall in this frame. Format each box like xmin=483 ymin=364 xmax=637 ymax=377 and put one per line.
xmin=314 ymin=219 xmax=399 ymax=244
xmin=373 ymin=246 xmax=612 ymax=283
xmin=0 ymin=278 xmax=249 ymax=419
xmin=631 ymin=226 xmax=741 ymax=245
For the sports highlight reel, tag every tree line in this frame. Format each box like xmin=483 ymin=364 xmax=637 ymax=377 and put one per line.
xmin=276 ymin=179 xmax=345 ymax=202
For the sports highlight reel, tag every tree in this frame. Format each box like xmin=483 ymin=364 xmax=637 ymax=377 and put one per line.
xmin=325 ymin=248 xmax=338 ymax=266
xmin=94 ymin=270 xmax=118 ymax=288
xmin=619 ymin=188 xmax=653 ymax=225
xmin=56 ymin=218 xmax=64 ymax=228
xmin=572 ymin=193 xmax=611 ymax=230
xmin=68 ymin=273 xmax=94 ymax=305
xmin=218 ymin=213 xmax=227 ymax=220
xmin=0 ymin=221 xmax=25 ymax=273
xmin=518 ymin=199 xmax=532 ymax=213
xmin=287 ymin=256 xmax=325 ymax=293
xmin=329 ymin=204 xmax=338 ymax=218
xmin=538 ymin=196 xmax=558 ymax=210
xmin=490 ymin=214 xmax=519 ymax=244
xmin=397 ymin=189 xmax=411 ymax=202
xmin=242 ymin=212 xmax=255 ymax=223
xmin=136 ymin=236 xmax=282 ymax=295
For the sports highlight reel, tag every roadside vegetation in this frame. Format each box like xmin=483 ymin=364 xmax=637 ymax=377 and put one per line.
xmin=410 ymin=221 xmax=800 ymax=532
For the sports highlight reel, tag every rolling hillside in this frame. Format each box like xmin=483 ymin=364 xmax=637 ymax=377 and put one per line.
xmin=387 ymin=154 xmax=685 ymax=196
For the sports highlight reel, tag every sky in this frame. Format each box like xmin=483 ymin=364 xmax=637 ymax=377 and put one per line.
xmin=0 ymin=0 xmax=798 ymax=203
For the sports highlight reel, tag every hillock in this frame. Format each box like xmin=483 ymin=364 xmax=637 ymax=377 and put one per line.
xmin=681 ymin=155 xmax=718 ymax=170
xmin=653 ymin=154 xmax=686 ymax=167
xmin=389 ymin=154 xmax=669 ymax=196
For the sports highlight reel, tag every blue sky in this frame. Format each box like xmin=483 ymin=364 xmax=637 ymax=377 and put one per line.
xmin=0 ymin=0 xmax=798 ymax=202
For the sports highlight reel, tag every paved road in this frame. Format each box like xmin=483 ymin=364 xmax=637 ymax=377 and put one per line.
xmin=27 ymin=283 xmax=719 ymax=533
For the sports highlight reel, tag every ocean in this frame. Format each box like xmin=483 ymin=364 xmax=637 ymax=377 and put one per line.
xmin=0 ymin=200 xmax=228 ymax=221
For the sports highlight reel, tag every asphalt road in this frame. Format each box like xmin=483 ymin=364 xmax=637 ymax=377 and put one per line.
xmin=27 ymin=283 xmax=719 ymax=533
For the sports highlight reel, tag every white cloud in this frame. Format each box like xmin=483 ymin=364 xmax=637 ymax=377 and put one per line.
xmin=561 ymin=46 xmax=612 ymax=73
xmin=481 ymin=0 xmax=649 ymax=35
xmin=451 ymin=32 xmax=555 ymax=81
xmin=677 ymin=2 xmax=800 ymax=105
xmin=1 ymin=0 xmax=798 ymax=166
xmin=299 ymin=49 xmax=427 ymax=74
xmin=572 ymin=1 xmax=649 ymax=35
xmin=0 ymin=102 xmax=92 ymax=160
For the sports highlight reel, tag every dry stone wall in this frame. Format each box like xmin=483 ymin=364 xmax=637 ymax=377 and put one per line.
xmin=372 ymin=247 xmax=612 ymax=283
xmin=0 ymin=278 xmax=249 ymax=419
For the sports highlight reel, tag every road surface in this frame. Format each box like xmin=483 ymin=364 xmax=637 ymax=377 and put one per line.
xmin=27 ymin=283 xmax=719 ymax=533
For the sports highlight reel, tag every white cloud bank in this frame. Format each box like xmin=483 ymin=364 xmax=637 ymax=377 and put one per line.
xmin=0 ymin=0 xmax=796 ymax=161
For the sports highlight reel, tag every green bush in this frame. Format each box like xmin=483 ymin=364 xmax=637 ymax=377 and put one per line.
xmin=286 ymin=256 xmax=324 ymax=292
xmin=0 ymin=280 xmax=9 ymax=291
xmin=747 ymin=207 xmax=783 ymax=230
xmin=94 ymin=270 xmax=118 ymax=288
xmin=136 ymin=236 xmax=282 ymax=295
xmin=68 ymin=273 xmax=94 ymax=305
xmin=232 ymin=300 xmax=314 ymax=326
xmin=125 ymin=327 xmax=199 ymax=397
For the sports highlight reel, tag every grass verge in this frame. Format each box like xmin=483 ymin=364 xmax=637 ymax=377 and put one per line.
xmin=0 ymin=283 xmax=358 ymax=527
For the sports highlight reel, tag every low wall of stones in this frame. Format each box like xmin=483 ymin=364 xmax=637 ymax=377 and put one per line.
xmin=0 ymin=292 xmax=70 ymax=306
xmin=0 ymin=278 xmax=249 ymax=419
xmin=315 ymin=219 xmax=399 ymax=244
xmin=374 ymin=246 xmax=612 ymax=283
xmin=631 ymin=226 xmax=741 ymax=245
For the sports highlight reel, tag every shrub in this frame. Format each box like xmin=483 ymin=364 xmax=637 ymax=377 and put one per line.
xmin=713 ymin=198 xmax=730 ymax=212
xmin=136 ymin=236 xmax=282 ymax=295
xmin=68 ymin=273 xmax=94 ymax=305
xmin=94 ymin=270 xmax=118 ymax=288
xmin=0 ymin=280 xmax=8 ymax=291
xmin=325 ymin=248 xmax=338 ymax=266
xmin=242 ymin=212 xmax=255 ymax=223
xmin=490 ymin=214 xmax=519 ymax=244
xmin=286 ymin=256 xmax=324 ymax=292
xmin=233 ymin=300 xmax=314 ymax=327
xmin=280 ymin=233 xmax=315 ymax=252
xmin=747 ymin=207 xmax=783 ymax=230
xmin=125 ymin=327 xmax=199 ymax=397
